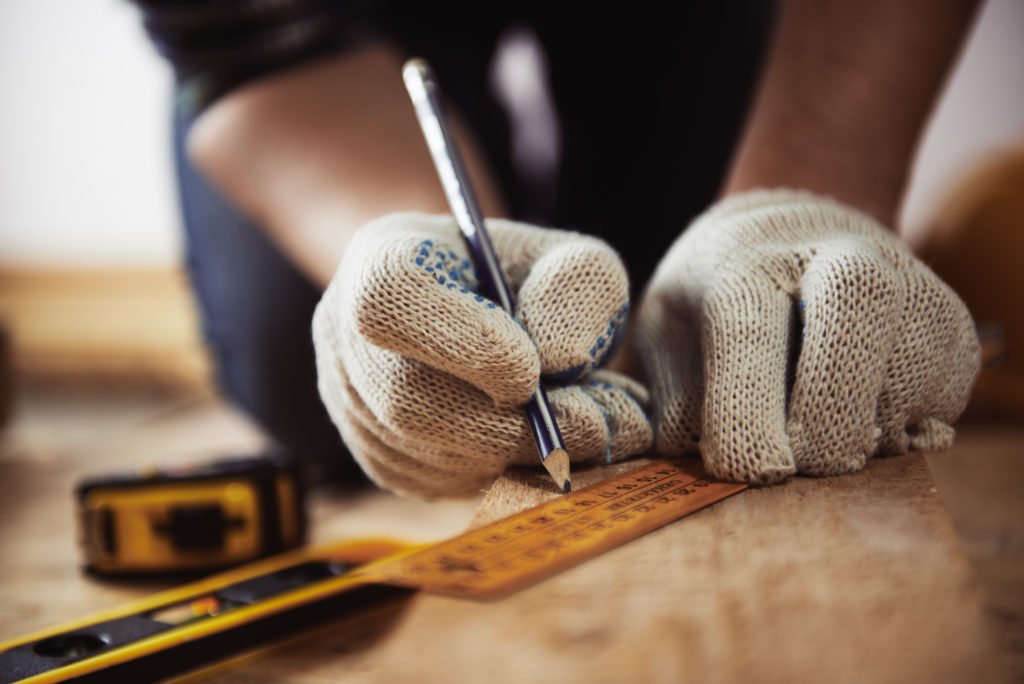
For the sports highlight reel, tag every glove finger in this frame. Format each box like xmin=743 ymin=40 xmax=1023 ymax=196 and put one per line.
xmin=701 ymin=274 xmax=796 ymax=484
xmin=315 ymin=326 xmax=513 ymax=496
xmin=635 ymin=276 xmax=704 ymax=455
xmin=359 ymin=372 xmax=650 ymax=488
xmin=340 ymin=213 xmax=539 ymax=407
xmin=487 ymin=221 xmax=630 ymax=379
xmin=579 ymin=370 xmax=654 ymax=462
xmin=787 ymin=241 xmax=903 ymax=475
xmin=876 ymin=266 xmax=981 ymax=454
xmin=332 ymin=306 xmax=642 ymax=477
xmin=906 ymin=416 xmax=956 ymax=452
xmin=484 ymin=218 xmax=576 ymax=291
xmin=506 ymin=375 xmax=652 ymax=467
xmin=340 ymin=364 xmax=515 ymax=482
xmin=341 ymin=319 xmax=640 ymax=470
xmin=341 ymin=409 xmax=494 ymax=498
xmin=346 ymin=348 xmax=647 ymax=482
xmin=322 ymin=315 xmax=651 ymax=492
xmin=314 ymin=325 xmax=454 ymax=497
xmin=588 ymin=368 xmax=650 ymax=407
xmin=340 ymin=335 xmax=640 ymax=482
xmin=342 ymin=329 xmax=537 ymax=462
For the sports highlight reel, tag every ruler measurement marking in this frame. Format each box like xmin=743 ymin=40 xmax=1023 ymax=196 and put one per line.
xmin=423 ymin=476 xmax=716 ymax=585
xmin=354 ymin=466 xmax=686 ymax=585
xmin=465 ymin=477 xmax=696 ymax=570
xmin=390 ymin=465 xmax=728 ymax=596
xmin=412 ymin=468 xmax=688 ymax=570
xmin=349 ymin=461 xmax=745 ymax=599
xmin=415 ymin=468 xmax=696 ymax=571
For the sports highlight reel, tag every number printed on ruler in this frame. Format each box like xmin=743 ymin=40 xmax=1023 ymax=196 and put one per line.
xmin=353 ymin=460 xmax=747 ymax=599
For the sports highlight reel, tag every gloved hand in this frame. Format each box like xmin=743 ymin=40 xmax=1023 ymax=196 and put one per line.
xmin=636 ymin=190 xmax=981 ymax=484
xmin=313 ymin=213 xmax=652 ymax=497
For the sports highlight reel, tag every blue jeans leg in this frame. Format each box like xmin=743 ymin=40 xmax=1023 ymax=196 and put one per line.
xmin=172 ymin=112 xmax=361 ymax=484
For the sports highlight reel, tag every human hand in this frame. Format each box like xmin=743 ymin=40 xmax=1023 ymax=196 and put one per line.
xmin=635 ymin=190 xmax=980 ymax=484
xmin=313 ymin=213 xmax=652 ymax=497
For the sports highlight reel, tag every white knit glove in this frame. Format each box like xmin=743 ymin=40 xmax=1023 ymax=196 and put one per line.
xmin=636 ymin=190 xmax=981 ymax=484
xmin=313 ymin=213 xmax=652 ymax=498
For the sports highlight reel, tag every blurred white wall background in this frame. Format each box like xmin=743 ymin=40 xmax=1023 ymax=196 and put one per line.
xmin=0 ymin=0 xmax=1020 ymax=269
xmin=900 ymin=0 xmax=1024 ymax=246
xmin=0 ymin=0 xmax=178 ymax=267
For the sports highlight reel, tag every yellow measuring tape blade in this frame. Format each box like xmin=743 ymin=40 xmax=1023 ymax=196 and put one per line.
xmin=353 ymin=459 xmax=747 ymax=599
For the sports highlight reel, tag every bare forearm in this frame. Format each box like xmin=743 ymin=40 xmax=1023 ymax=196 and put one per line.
xmin=723 ymin=0 xmax=978 ymax=226
xmin=187 ymin=43 xmax=504 ymax=288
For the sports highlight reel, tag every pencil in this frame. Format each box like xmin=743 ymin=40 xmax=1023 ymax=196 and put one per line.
xmin=402 ymin=58 xmax=571 ymax=494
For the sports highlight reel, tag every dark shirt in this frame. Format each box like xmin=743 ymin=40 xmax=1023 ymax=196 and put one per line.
xmin=136 ymin=0 xmax=776 ymax=289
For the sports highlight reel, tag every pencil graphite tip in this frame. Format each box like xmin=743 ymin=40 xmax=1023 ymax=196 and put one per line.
xmin=541 ymin=449 xmax=571 ymax=494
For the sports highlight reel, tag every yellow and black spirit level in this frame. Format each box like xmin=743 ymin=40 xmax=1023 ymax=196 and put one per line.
xmin=0 ymin=539 xmax=411 ymax=684
xmin=76 ymin=454 xmax=306 ymax=574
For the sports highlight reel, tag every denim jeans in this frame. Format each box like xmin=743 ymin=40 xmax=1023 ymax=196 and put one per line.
xmin=172 ymin=114 xmax=362 ymax=483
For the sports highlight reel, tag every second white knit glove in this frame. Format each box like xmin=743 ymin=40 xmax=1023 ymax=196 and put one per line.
xmin=313 ymin=213 xmax=652 ymax=498
xmin=636 ymin=190 xmax=981 ymax=483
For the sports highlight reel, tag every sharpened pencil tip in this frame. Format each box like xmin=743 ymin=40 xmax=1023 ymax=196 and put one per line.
xmin=541 ymin=448 xmax=571 ymax=494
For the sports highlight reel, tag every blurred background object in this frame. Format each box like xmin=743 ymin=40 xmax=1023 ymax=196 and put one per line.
xmin=899 ymin=0 xmax=1024 ymax=248
xmin=0 ymin=268 xmax=210 ymax=394
xmin=0 ymin=0 xmax=209 ymax=398
xmin=0 ymin=319 xmax=12 ymax=428
xmin=916 ymin=145 xmax=1024 ymax=421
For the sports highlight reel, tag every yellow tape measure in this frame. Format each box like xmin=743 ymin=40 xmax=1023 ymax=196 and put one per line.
xmin=0 ymin=459 xmax=746 ymax=683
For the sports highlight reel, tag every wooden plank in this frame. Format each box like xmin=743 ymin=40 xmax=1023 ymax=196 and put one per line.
xmin=0 ymin=380 xmax=1009 ymax=682
xmin=926 ymin=423 xmax=1024 ymax=680
xmin=204 ymin=453 xmax=1002 ymax=683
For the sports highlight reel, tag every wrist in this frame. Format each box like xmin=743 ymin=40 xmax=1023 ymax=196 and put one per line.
xmin=722 ymin=136 xmax=906 ymax=228
xmin=721 ymin=0 xmax=979 ymax=229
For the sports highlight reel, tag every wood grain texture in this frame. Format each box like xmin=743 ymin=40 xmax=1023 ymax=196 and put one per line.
xmin=0 ymin=384 xmax=1010 ymax=683
xmin=927 ymin=423 xmax=1024 ymax=681
xmin=207 ymin=454 xmax=1002 ymax=684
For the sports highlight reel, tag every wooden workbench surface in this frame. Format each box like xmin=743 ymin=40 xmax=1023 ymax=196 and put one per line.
xmin=0 ymin=389 xmax=1016 ymax=683
xmin=202 ymin=454 xmax=1001 ymax=684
